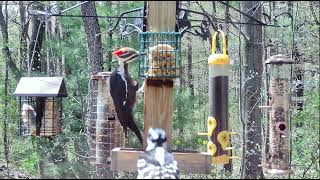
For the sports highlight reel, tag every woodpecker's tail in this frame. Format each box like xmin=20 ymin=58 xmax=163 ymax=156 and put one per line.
xmin=116 ymin=107 xmax=143 ymax=146
xmin=127 ymin=108 xmax=143 ymax=146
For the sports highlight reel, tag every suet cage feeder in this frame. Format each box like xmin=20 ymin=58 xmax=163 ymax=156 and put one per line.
xmin=139 ymin=32 xmax=181 ymax=78
xmin=14 ymin=77 xmax=68 ymax=137
xmin=262 ymin=54 xmax=294 ymax=175
xmin=90 ymin=72 xmax=125 ymax=167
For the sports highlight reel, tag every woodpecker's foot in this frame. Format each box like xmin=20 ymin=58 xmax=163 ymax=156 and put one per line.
xmin=125 ymin=138 xmax=129 ymax=146
xmin=137 ymin=87 xmax=144 ymax=94
xmin=134 ymin=81 xmax=139 ymax=91
xmin=137 ymin=81 xmax=145 ymax=94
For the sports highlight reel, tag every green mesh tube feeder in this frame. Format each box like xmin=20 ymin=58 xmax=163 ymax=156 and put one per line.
xmin=139 ymin=32 xmax=182 ymax=78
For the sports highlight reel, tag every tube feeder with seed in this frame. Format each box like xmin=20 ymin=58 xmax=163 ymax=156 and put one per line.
xmin=262 ymin=54 xmax=295 ymax=176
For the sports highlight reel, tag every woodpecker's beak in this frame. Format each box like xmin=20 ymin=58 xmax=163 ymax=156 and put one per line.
xmin=124 ymin=53 xmax=139 ymax=64
xmin=111 ymin=51 xmax=117 ymax=63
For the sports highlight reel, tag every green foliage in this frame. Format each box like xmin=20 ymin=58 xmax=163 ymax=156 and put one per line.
xmin=20 ymin=151 xmax=39 ymax=176
xmin=290 ymin=88 xmax=320 ymax=178
xmin=172 ymin=89 xmax=208 ymax=151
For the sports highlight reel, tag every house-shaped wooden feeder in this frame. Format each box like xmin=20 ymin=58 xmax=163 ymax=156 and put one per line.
xmin=111 ymin=1 xmax=211 ymax=175
xmin=14 ymin=77 xmax=68 ymax=137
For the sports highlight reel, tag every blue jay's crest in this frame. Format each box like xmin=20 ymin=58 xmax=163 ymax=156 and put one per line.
xmin=148 ymin=128 xmax=166 ymax=142
xmin=137 ymin=128 xmax=179 ymax=179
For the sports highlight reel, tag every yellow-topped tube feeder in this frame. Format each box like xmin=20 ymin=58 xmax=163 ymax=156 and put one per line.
xmin=198 ymin=31 xmax=239 ymax=166
xmin=207 ymin=30 xmax=236 ymax=166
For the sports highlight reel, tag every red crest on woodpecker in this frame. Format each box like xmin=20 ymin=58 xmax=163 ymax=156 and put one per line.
xmin=112 ymin=49 xmax=124 ymax=57
xmin=112 ymin=47 xmax=139 ymax=63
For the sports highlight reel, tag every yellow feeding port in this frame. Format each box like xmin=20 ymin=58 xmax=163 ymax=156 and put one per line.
xmin=197 ymin=116 xmax=216 ymax=137
xmin=208 ymin=141 xmax=217 ymax=156
xmin=212 ymin=154 xmax=230 ymax=164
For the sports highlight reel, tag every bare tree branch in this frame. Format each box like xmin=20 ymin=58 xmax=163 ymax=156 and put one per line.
xmin=0 ymin=2 xmax=21 ymax=80
xmin=309 ymin=2 xmax=320 ymax=25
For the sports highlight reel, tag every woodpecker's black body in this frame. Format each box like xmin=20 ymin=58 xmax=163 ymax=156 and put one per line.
xmin=110 ymin=48 xmax=143 ymax=145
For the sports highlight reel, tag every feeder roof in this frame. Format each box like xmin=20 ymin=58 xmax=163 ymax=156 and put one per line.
xmin=14 ymin=77 xmax=68 ymax=97
xmin=265 ymin=54 xmax=295 ymax=65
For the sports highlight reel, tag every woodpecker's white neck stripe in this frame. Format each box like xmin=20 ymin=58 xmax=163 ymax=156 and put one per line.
xmin=117 ymin=61 xmax=128 ymax=105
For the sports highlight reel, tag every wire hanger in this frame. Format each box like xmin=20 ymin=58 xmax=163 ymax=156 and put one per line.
xmin=177 ymin=2 xmax=293 ymax=29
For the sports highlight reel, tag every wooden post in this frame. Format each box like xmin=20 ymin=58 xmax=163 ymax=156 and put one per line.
xmin=263 ymin=54 xmax=294 ymax=175
xmin=143 ymin=1 xmax=177 ymax=150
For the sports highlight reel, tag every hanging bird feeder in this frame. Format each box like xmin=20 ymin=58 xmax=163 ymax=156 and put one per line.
xmin=139 ymin=32 xmax=182 ymax=78
xmin=198 ymin=30 xmax=239 ymax=165
xmin=261 ymin=54 xmax=295 ymax=175
xmin=90 ymin=72 xmax=125 ymax=168
xmin=14 ymin=77 xmax=68 ymax=137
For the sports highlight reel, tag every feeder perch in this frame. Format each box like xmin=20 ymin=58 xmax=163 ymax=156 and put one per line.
xmin=262 ymin=54 xmax=294 ymax=175
xmin=111 ymin=148 xmax=212 ymax=174
xmin=139 ymin=32 xmax=182 ymax=78
xmin=14 ymin=77 xmax=68 ymax=137
xmin=90 ymin=72 xmax=125 ymax=167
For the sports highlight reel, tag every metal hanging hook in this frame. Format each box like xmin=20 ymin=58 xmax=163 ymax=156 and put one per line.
xmin=176 ymin=1 xmax=294 ymax=37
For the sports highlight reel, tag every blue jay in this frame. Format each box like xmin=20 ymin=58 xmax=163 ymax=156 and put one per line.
xmin=137 ymin=128 xmax=179 ymax=179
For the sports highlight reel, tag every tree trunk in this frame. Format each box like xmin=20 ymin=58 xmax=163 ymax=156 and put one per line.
xmin=187 ymin=36 xmax=194 ymax=97
xmin=0 ymin=2 xmax=10 ymax=177
xmin=55 ymin=1 xmax=66 ymax=76
xmin=210 ymin=1 xmax=220 ymax=52
xmin=26 ymin=3 xmax=47 ymax=178
xmin=223 ymin=2 xmax=233 ymax=172
xmin=179 ymin=64 xmax=184 ymax=93
xmin=19 ymin=1 xmax=29 ymax=72
xmin=81 ymin=0 xmax=103 ymax=100
xmin=80 ymin=1 xmax=104 ymax=178
xmin=28 ymin=3 xmax=45 ymax=74
xmin=262 ymin=3 xmax=271 ymax=169
xmin=242 ymin=1 xmax=264 ymax=179
xmin=107 ymin=28 xmax=112 ymax=71
xmin=186 ymin=2 xmax=194 ymax=97
xmin=0 ymin=2 xmax=20 ymax=81
xmin=224 ymin=1 xmax=230 ymax=37
xmin=211 ymin=1 xmax=218 ymax=30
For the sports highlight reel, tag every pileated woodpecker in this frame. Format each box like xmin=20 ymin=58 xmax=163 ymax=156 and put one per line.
xmin=137 ymin=128 xmax=180 ymax=179
xmin=110 ymin=47 xmax=143 ymax=145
